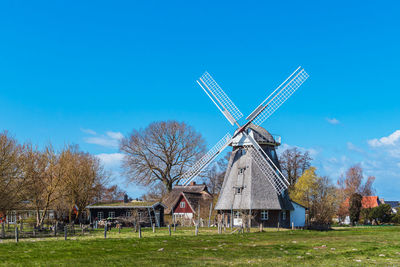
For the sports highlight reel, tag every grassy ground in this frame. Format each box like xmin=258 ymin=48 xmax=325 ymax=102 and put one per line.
xmin=0 ymin=226 xmax=400 ymax=266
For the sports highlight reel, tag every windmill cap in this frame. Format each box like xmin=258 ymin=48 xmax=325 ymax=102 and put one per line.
xmin=232 ymin=123 xmax=279 ymax=146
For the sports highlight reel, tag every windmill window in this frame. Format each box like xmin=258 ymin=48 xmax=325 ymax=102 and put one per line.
xmin=180 ymin=201 xmax=186 ymax=208
xmin=235 ymin=186 xmax=244 ymax=194
xmin=282 ymin=211 xmax=286 ymax=220
xmin=261 ymin=210 xmax=268 ymax=220
xmin=97 ymin=212 xmax=104 ymax=220
xmin=238 ymin=167 xmax=246 ymax=174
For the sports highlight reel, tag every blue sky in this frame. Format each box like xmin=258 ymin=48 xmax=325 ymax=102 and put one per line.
xmin=1 ymin=1 xmax=400 ymax=199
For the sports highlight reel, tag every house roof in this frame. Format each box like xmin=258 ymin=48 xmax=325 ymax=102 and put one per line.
xmin=176 ymin=192 xmax=212 ymax=214
xmin=362 ymin=196 xmax=380 ymax=208
xmin=162 ymin=183 xmax=212 ymax=214
xmin=385 ymin=201 xmax=400 ymax=208
xmin=86 ymin=201 xmax=166 ymax=209
xmin=343 ymin=196 xmax=380 ymax=209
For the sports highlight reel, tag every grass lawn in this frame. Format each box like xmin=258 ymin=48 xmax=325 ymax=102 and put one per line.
xmin=0 ymin=226 xmax=399 ymax=266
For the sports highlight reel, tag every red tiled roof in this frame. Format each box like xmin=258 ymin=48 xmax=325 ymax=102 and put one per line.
xmin=361 ymin=196 xmax=380 ymax=208
xmin=342 ymin=196 xmax=380 ymax=209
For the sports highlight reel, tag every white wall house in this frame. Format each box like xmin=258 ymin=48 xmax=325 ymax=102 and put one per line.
xmin=290 ymin=201 xmax=306 ymax=227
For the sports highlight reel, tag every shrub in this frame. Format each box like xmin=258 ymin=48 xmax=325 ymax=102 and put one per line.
xmin=370 ymin=204 xmax=393 ymax=224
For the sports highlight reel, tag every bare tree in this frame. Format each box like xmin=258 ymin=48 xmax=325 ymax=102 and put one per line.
xmin=202 ymin=152 xmax=230 ymax=196
xmin=0 ymin=131 xmax=24 ymax=217
xmin=141 ymin=182 xmax=166 ymax=201
xmin=58 ymin=145 xmax=108 ymax=222
xmin=22 ymin=144 xmax=63 ymax=228
xmin=120 ymin=121 xmax=206 ymax=192
xmin=337 ymin=165 xmax=375 ymax=199
xmin=336 ymin=165 xmax=376 ymax=222
xmin=98 ymin=185 xmax=126 ymax=202
xmin=279 ymin=147 xmax=312 ymax=190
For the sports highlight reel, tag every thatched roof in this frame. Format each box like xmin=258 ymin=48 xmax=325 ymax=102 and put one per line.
xmin=216 ymin=126 xmax=293 ymax=211
xmin=86 ymin=201 xmax=165 ymax=209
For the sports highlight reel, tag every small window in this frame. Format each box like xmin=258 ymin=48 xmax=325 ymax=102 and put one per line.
xmin=261 ymin=210 xmax=268 ymax=220
xmin=97 ymin=212 xmax=104 ymax=220
xmin=235 ymin=187 xmax=243 ymax=194
xmin=180 ymin=201 xmax=185 ymax=208
xmin=126 ymin=211 xmax=131 ymax=217
xmin=282 ymin=211 xmax=286 ymax=220
xmin=238 ymin=167 xmax=246 ymax=174
xmin=108 ymin=211 xmax=115 ymax=218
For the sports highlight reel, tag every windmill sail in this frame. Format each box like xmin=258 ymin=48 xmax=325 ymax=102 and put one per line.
xmin=244 ymin=145 xmax=289 ymax=194
xmin=181 ymin=133 xmax=232 ymax=186
xmin=198 ymin=72 xmax=243 ymax=126
xmin=246 ymin=67 xmax=309 ymax=127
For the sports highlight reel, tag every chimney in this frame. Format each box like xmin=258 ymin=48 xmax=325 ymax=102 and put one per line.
xmin=189 ymin=181 xmax=196 ymax=186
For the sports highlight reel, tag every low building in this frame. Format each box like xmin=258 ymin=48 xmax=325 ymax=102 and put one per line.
xmin=290 ymin=201 xmax=307 ymax=227
xmin=340 ymin=196 xmax=382 ymax=225
xmin=162 ymin=182 xmax=213 ymax=224
xmin=86 ymin=200 xmax=166 ymax=227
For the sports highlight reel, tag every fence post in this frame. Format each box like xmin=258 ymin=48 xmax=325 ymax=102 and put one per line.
xmin=138 ymin=225 xmax=142 ymax=239
xmin=33 ymin=229 xmax=36 ymax=238
xmin=168 ymin=225 xmax=171 ymax=236
xmin=64 ymin=226 xmax=67 ymax=241
xmin=292 ymin=222 xmax=294 ymax=230
xmin=1 ymin=222 xmax=5 ymax=238
xmin=54 ymin=223 xmax=57 ymax=237
xmin=208 ymin=202 xmax=213 ymax=228
xmin=104 ymin=224 xmax=107 ymax=239
xmin=277 ymin=222 xmax=280 ymax=231
xmin=15 ymin=227 xmax=19 ymax=243
xmin=118 ymin=224 xmax=121 ymax=234
xmin=195 ymin=224 xmax=198 ymax=236
xmin=259 ymin=223 xmax=263 ymax=232
xmin=152 ymin=224 xmax=155 ymax=233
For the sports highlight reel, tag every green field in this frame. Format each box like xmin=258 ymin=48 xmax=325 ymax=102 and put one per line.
xmin=1 ymin=226 xmax=400 ymax=266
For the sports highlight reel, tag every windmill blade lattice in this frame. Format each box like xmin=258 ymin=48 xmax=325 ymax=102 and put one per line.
xmin=244 ymin=145 xmax=289 ymax=194
xmin=247 ymin=68 xmax=309 ymax=127
xmin=181 ymin=133 xmax=232 ymax=186
xmin=198 ymin=72 xmax=243 ymax=126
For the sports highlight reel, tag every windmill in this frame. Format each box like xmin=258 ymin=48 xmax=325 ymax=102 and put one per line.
xmin=180 ymin=66 xmax=309 ymax=227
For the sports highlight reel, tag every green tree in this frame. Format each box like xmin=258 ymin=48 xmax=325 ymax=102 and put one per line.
xmin=291 ymin=167 xmax=338 ymax=225
xmin=290 ymin=167 xmax=319 ymax=209
xmin=370 ymin=204 xmax=393 ymax=224
xmin=349 ymin=193 xmax=362 ymax=226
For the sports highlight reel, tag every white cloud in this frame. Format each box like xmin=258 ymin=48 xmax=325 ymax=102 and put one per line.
xmin=96 ymin=153 xmax=124 ymax=167
xmin=81 ymin=128 xmax=97 ymax=135
xmin=368 ymin=130 xmax=400 ymax=147
xmin=106 ymin=131 xmax=123 ymax=140
xmin=83 ymin=130 xmax=124 ymax=148
xmin=326 ymin=118 xmax=340 ymax=125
